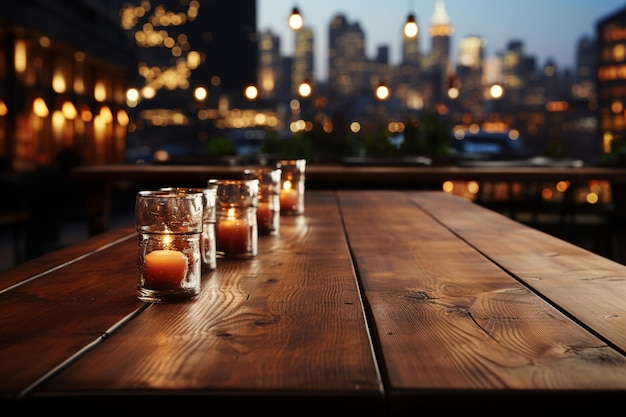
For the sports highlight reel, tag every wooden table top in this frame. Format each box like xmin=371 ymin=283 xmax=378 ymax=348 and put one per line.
xmin=3 ymin=190 xmax=626 ymax=415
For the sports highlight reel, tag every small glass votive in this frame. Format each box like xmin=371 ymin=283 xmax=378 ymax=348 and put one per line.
xmin=243 ymin=168 xmax=281 ymax=235
xmin=278 ymin=159 xmax=306 ymax=215
xmin=215 ymin=179 xmax=259 ymax=259
xmin=161 ymin=186 xmax=217 ymax=272
xmin=135 ymin=190 xmax=203 ymax=303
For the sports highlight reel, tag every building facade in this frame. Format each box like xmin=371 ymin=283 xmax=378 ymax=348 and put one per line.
xmin=0 ymin=0 xmax=134 ymax=171
xmin=292 ymin=26 xmax=315 ymax=96
xmin=597 ymin=4 xmax=626 ymax=160
xmin=427 ymin=0 xmax=453 ymax=101
xmin=328 ymin=14 xmax=368 ymax=98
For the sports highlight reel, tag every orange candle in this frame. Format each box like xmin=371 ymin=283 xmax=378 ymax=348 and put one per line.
xmin=280 ymin=180 xmax=299 ymax=211
xmin=217 ymin=211 xmax=250 ymax=254
xmin=257 ymin=201 xmax=272 ymax=230
xmin=144 ymin=249 xmax=188 ymax=289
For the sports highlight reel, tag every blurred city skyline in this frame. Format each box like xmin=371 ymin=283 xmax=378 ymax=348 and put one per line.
xmin=258 ymin=0 xmax=626 ymax=82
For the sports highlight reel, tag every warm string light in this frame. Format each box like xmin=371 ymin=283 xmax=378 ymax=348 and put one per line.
xmin=404 ymin=0 xmax=418 ymax=38
xmin=404 ymin=13 xmax=418 ymax=38
xmin=375 ymin=82 xmax=391 ymax=101
xmin=288 ymin=6 xmax=304 ymax=31
xmin=298 ymin=80 xmax=312 ymax=98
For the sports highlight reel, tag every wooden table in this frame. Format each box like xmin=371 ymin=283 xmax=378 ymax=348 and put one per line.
xmin=72 ymin=163 xmax=626 ymax=236
xmin=3 ymin=191 xmax=626 ymax=415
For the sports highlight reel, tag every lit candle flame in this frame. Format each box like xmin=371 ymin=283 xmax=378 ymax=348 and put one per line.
xmin=283 ymin=180 xmax=292 ymax=191
xmin=163 ymin=233 xmax=173 ymax=249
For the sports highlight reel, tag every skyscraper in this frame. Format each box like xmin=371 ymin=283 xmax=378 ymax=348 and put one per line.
xmin=328 ymin=14 xmax=367 ymax=97
xmin=428 ymin=0 xmax=453 ymax=100
xmin=292 ymin=26 xmax=315 ymax=96
xmin=258 ymin=29 xmax=284 ymax=100
xmin=121 ymin=0 xmax=258 ymax=155
xmin=597 ymin=4 xmax=626 ymax=156
xmin=456 ymin=35 xmax=485 ymax=115
xmin=396 ymin=13 xmax=422 ymax=111
xmin=572 ymin=35 xmax=596 ymax=100
xmin=576 ymin=36 xmax=596 ymax=84
xmin=501 ymin=40 xmax=529 ymax=106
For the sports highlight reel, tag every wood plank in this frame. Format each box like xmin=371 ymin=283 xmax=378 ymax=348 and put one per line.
xmin=337 ymin=190 xmax=626 ymax=415
xmin=25 ymin=191 xmax=383 ymax=416
xmin=408 ymin=190 xmax=626 ymax=353
xmin=0 ymin=228 xmax=145 ymax=399
xmin=0 ymin=227 xmax=137 ymax=291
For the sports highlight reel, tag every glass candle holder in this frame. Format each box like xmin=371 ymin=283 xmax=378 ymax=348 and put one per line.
xmin=215 ymin=179 xmax=259 ymax=259
xmin=135 ymin=190 xmax=203 ymax=303
xmin=243 ymin=168 xmax=281 ymax=235
xmin=278 ymin=159 xmax=306 ymax=215
xmin=161 ymin=186 xmax=217 ymax=272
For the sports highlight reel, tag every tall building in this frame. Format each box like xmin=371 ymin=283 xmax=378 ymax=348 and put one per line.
xmin=396 ymin=13 xmax=422 ymax=112
xmin=258 ymin=29 xmax=282 ymax=100
xmin=597 ymin=4 xmax=626 ymax=158
xmin=456 ymin=35 xmax=485 ymax=117
xmin=428 ymin=0 xmax=453 ymax=101
xmin=576 ymin=36 xmax=596 ymax=83
xmin=501 ymin=40 xmax=536 ymax=107
xmin=187 ymin=0 xmax=257 ymax=98
xmin=0 ymin=0 xmax=135 ymax=170
xmin=541 ymin=59 xmax=561 ymax=101
xmin=125 ymin=0 xmax=257 ymax=101
xmin=457 ymin=35 xmax=484 ymax=70
xmin=328 ymin=14 xmax=367 ymax=98
xmin=121 ymin=0 xmax=258 ymax=158
xmin=572 ymin=35 xmax=596 ymax=100
xmin=292 ymin=26 xmax=315 ymax=96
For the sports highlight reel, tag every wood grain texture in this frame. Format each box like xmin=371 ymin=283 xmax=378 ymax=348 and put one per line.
xmin=0 ymin=228 xmax=144 ymax=398
xmin=337 ymin=191 xmax=626 ymax=397
xmin=0 ymin=227 xmax=136 ymax=291
xmin=4 ymin=190 xmax=626 ymax=416
xmin=409 ymin=191 xmax=626 ymax=353
xmin=27 ymin=191 xmax=383 ymax=415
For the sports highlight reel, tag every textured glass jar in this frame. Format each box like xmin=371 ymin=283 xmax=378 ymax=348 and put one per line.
xmin=243 ymin=168 xmax=281 ymax=235
xmin=135 ymin=190 xmax=203 ymax=303
xmin=161 ymin=186 xmax=217 ymax=272
xmin=278 ymin=159 xmax=305 ymax=215
xmin=215 ymin=179 xmax=259 ymax=259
